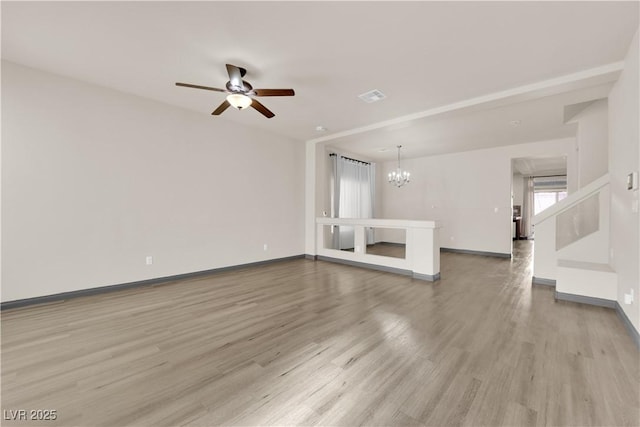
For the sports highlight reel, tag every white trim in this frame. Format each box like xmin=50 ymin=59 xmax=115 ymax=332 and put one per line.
xmin=308 ymin=62 xmax=623 ymax=145
xmin=316 ymin=217 xmax=439 ymax=229
xmin=533 ymin=173 xmax=609 ymax=225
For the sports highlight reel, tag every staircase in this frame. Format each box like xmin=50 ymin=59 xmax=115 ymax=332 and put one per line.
xmin=532 ymin=174 xmax=616 ymax=306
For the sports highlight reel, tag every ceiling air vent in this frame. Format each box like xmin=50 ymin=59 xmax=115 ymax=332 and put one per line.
xmin=358 ymin=89 xmax=386 ymax=103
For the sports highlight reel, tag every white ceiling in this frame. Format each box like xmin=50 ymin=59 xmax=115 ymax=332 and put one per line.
xmin=2 ymin=1 xmax=638 ymax=159
xmin=325 ymin=83 xmax=613 ymax=161
xmin=513 ymin=157 xmax=567 ymax=177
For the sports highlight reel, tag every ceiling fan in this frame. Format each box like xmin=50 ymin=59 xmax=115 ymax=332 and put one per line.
xmin=175 ymin=64 xmax=295 ymax=119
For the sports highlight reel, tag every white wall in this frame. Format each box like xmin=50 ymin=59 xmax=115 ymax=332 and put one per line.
xmin=556 ymin=185 xmax=610 ymax=264
xmin=533 ymin=178 xmax=612 ymax=283
xmin=305 ymin=140 xmax=318 ymax=255
xmin=572 ymin=99 xmax=609 ymax=188
xmin=380 ymin=138 xmax=576 ymax=255
xmin=608 ymin=29 xmax=639 ymax=333
xmin=1 ymin=61 xmax=305 ymax=302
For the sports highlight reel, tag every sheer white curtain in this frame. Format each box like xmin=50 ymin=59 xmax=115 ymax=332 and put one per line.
xmin=330 ymin=154 xmax=376 ymax=249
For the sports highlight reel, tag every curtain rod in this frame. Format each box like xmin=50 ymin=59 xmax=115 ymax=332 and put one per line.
xmin=533 ymin=174 xmax=567 ymax=178
xmin=329 ymin=153 xmax=370 ymax=165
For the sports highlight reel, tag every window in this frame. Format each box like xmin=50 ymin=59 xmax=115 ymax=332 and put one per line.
xmin=534 ymin=191 xmax=567 ymax=215
xmin=329 ymin=153 xmax=376 ymax=249
xmin=533 ymin=176 xmax=567 ymax=215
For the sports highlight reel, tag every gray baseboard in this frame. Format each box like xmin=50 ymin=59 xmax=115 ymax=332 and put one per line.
xmin=532 ymin=276 xmax=556 ymax=287
xmin=315 ymin=255 xmax=440 ymax=282
xmin=304 ymin=254 xmax=317 ymax=260
xmin=413 ymin=272 xmax=441 ymax=282
xmin=441 ymin=247 xmax=511 ymax=259
xmin=615 ymin=302 xmax=640 ymax=350
xmin=545 ymin=288 xmax=639 ymax=350
xmin=554 ymin=291 xmax=616 ymax=309
xmin=1 ymin=255 xmax=305 ymax=311
xmin=317 ymin=255 xmax=412 ymax=276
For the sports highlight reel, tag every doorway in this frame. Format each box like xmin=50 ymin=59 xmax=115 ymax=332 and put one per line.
xmin=511 ymin=156 xmax=568 ymax=253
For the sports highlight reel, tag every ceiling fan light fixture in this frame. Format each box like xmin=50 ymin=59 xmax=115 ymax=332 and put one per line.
xmin=227 ymin=93 xmax=252 ymax=110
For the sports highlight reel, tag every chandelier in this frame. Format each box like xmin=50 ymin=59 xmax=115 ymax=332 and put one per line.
xmin=388 ymin=145 xmax=410 ymax=187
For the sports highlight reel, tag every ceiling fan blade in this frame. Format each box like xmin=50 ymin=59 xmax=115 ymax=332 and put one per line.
xmin=254 ymin=89 xmax=295 ymax=97
xmin=212 ymin=100 xmax=231 ymax=115
xmin=226 ymin=64 xmax=245 ymax=90
xmin=176 ymin=82 xmax=227 ymax=93
xmin=250 ymin=99 xmax=275 ymax=118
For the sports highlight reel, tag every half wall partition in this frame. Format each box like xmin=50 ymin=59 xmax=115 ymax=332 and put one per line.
xmin=316 ymin=217 xmax=441 ymax=281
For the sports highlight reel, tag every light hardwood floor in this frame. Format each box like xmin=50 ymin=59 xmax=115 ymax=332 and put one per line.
xmin=342 ymin=243 xmax=406 ymax=259
xmin=2 ymin=241 xmax=639 ymax=426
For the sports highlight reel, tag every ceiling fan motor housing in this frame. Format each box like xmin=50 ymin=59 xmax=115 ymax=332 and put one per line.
xmin=226 ymin=80 xmax=253 ymax=93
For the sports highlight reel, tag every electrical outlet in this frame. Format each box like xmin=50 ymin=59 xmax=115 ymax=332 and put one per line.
xmin=145 ymin=256 xmax=153 ymax=265
xmin=263 ymin=243 xmax=268 ymax=251
xmin=624 ymin=289 xmax=634 ymax=305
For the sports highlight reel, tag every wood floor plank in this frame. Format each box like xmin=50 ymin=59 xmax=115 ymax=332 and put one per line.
xmin=1 ymin=241 xmax=638 ymax=426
